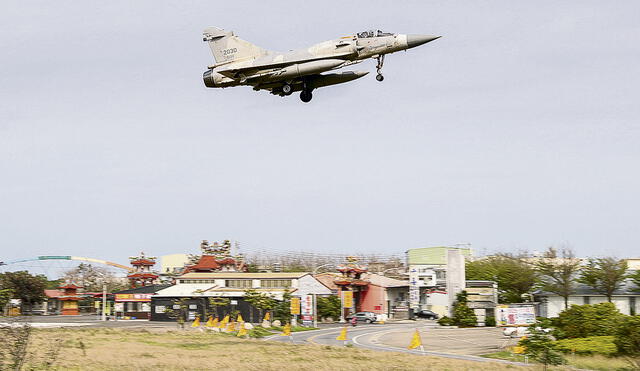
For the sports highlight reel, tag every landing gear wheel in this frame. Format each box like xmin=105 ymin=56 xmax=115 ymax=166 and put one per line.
xmin=300 ymin=90 xmax=313 ymax=103
xmin=282 ymin=83 xmax=293 ymax=95
xmin=376 ymin=74 xmax=384 ymax=82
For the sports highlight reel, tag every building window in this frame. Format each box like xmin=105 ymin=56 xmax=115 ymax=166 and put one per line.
xmin=260 ymin=279 xmax=292 ymax=288
xmin=435 ymin=271 xmax=446 ymax=280
xmin=584 ymin=296 xmax=590 ymax=304
xmin=225 ymin=280 xmax=252 ymax=288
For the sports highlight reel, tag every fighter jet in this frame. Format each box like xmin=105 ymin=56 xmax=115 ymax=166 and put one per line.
xmin=202 ymin=27 xmax=440 ymax=102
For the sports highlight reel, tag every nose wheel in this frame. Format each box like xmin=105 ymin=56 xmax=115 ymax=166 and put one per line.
xmin=375 ymin=55 xmax=385 ymax=82
xmin=282 ymin=83 xmax=293 ymax=96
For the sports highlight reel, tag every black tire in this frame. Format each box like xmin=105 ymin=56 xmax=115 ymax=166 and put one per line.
xmin=376 ymin=74 xmax=384 ymax=82
xmin=300 ymin=90 xmax=312 ymax=103
xmin=282 ymin=84 xmax=292 ymax=95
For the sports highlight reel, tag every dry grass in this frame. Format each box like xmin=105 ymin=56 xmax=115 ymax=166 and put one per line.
xmin=26 ymin=328 xmax=528 ymax=371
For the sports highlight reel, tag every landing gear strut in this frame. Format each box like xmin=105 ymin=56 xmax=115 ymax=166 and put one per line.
xmin=375 ymin=55 xmax=385 ymax=82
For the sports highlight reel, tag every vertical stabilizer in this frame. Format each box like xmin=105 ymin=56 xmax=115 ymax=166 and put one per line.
xmin=203 ymin=27 xmax=268 ymax=64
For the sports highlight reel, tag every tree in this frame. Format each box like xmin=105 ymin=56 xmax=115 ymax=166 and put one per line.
xmin=243 ymin=288 xmax=276 ymax=322
xmin=451 ymin=291 xmax=477 ymax=327
xmin=273 ymin=290 xmax=292 ymax=323
xmin=62 ymin=263 xmax=128 ymax=292
xmin=208 ymin=297 xmax=230 ymax=318
xmin=629 ymin=269 xmax=640 ymax=293
xmin=535 ymin=247 xmax=581 ymax=310
xmin=0 ymin=288 xmax=14 ymax=314
xmin=0 ymin=271 xmax=47 ymax=313
xmin=578 ymin=257 xmax=628 ymax=302
xmin=466 ymin=254 xmax=539 ymax=303
xmin=317 ymin=295 xmax=341 ymax=320
xmin=552 ymin=302 xmax=623 ymax=339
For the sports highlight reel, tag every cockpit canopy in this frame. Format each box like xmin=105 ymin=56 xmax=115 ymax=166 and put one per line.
xmin=357 ymin=30 xmax=394 ymax=38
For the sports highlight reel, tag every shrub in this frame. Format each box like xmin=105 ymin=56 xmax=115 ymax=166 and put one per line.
xmin=553 ymin=302 xmax=623 ymax=339
xmin=614 ymin=315 xmax=640 ymax=369
xmin=485 ymin=316 xmax=496 ymax=327
xmin=519 ymin=324 xmax=566 ymax=366
xmin=554 ymin=336 xmax=617 ymax=356
xmin=437 ymin=316 xmax=454 ymax=326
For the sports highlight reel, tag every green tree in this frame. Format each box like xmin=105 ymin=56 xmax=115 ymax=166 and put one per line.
xmin=0 ymin=271 xmax=47 ymax=313
xmin=614 ymin=315 xmax=640 ymax=369
xmin=535 ymin=247 xmax=581 ymax=310
xmin=466 ymin=254 xmax=538 ymax=303
xmin=243 ymin=288 xmax=276 ymax=321
xmin=208 ymin=297 xmax=230 ymax=318
xmin=519 ymin=324 xmax=566 ymax=367
xmin=629 ymin=269 xmax=640 ymax=293
xmin=273 ymin=290 xmax=292 ymax=323
xmin=578 ymin=257 xmax=628 ymax=302
xmin=317 ymin=295 xmax=341 ymax=320
xmin=164 ymin=298 xmax=190 ymax=329
xmin=552 ymin=302 xmax=623 ymax=339
xmin=0 ymin=288 xmax=14 ymax=313
xmin=451 ymin=291 xmax=477 ymax=327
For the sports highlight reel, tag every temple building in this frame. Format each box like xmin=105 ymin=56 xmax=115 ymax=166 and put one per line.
xmin=182 ymin=240 xmax=247 ymax=273
xmin=127 ymin=252 xmax=159 ymax=288
xmin=113 ymin=252 xmax=166 ymax=319
xmin=58 ymin=282 xmax=83 ymax=315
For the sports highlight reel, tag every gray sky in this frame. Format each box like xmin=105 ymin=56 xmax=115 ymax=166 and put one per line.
xmin=1 ymin=1 xmax=639 ymax=265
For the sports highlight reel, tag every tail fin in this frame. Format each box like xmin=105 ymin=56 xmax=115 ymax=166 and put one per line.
xmin=203 ymin=27 xmax=268 ymax=64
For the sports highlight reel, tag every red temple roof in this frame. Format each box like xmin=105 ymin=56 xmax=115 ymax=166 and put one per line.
xmin=130 ymin=259 xmax=156 ymax=266
xmin=59 ymin=283 xmax=82 ymax=289
xmin=127 ymin=272 xmax=159 ymax=278
xmin=184 ymin=255 xmax=222 ymax=272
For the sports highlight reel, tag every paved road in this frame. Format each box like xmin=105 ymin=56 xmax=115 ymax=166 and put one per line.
xmin=266 ymin=322 xmax=528 ymax=367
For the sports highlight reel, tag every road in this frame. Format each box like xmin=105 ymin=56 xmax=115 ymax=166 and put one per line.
xmin=266 ymin=322 xmax=528 ymax=366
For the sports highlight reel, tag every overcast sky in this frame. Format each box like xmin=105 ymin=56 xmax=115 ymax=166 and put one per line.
xmin=1 ymin=1 xmax=639 ymax=265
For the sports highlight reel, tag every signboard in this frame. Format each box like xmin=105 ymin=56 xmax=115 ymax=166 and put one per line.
xmin=290 ymin=297 xmax=300 ymax=315
xmin=409 ymin=267 xmax=420 ymax=309
xmin=301 ymin=315 xmax=313 ymax=321
xmin=496 ymin=305 xmax=536 ymax=327
xmin=115 ymin=294 xmax=153 ymax=302
xmin=342 ymin=291 xmax=353 ymax=309
xmin=300 ymin=295 xmax=313 ymax=315
xmin=114 ymin=303 xmax=124 ymax=312
xmin=155 ymin=305 xmax=166 ymax=314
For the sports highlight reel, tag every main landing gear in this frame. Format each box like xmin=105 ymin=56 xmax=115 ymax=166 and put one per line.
xmin=375 ymin=55 xmax=385 ymax=82
xmin=300 ymin=89 xmax=313 ymax=103
xmin=300 ymin=80 xmax=313 ymax=103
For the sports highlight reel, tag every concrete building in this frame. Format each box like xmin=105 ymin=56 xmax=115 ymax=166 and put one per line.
xmin=535 ymin=280 xmax=640 ymax=317
xmin=160 ymin=254 xmax=190 ymax=275
xmin=150 ymin=272 xmax=332 ymax=322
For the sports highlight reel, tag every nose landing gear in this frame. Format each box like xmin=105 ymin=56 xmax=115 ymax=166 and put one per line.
xmin=375 ymin=55 xmax=385 ymax=82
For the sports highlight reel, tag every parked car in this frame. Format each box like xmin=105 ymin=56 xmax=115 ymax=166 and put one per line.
xmin=345 ymin=311 xmax=377 ymax=323
xmin=415 ymin=309 xmax=439 ymax=320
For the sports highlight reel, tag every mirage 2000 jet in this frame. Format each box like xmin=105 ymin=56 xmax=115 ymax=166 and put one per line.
xmin=202 ymin=27 xmax=440 ymax=102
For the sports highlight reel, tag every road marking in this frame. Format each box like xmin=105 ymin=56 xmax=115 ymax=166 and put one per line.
xmin=351 ymin=327 xmax=530 ymax=367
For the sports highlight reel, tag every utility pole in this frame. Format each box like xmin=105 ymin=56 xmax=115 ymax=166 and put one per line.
xmin=101 ymin=283 xmax=107 ymax=321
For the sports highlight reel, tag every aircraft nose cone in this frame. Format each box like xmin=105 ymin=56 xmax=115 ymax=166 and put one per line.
xmin=407 ymin=34 xmax=441 ymax=49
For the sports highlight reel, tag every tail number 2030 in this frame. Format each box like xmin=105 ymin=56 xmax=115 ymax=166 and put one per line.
xmin=223 ymin=48 xmax=238 ymax=56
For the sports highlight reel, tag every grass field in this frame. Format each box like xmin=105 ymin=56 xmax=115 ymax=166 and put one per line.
xmin=482 ymin=350 xmax=634 ymax=371
xmin=15 ymin=328 xmax=530 ymax=371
